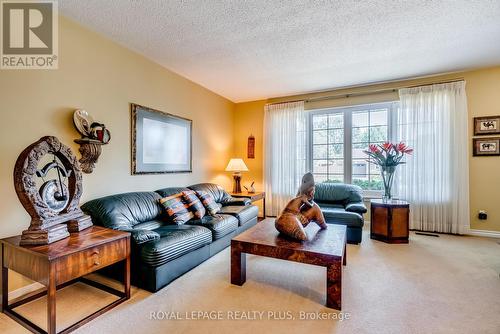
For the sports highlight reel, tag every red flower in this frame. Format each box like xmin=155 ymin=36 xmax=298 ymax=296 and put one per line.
xmin=369 ymin=144 xmax=380 ymax=153
xmin=396 ymin=142 xmax=407 ymax=152
xmin=381 ymin=142 xmax=393 ymax=151
xmin=403 ymin=148 xmax=413 ymax=154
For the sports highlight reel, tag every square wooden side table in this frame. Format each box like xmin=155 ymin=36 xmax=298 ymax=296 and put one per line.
xmin=370 ymin=199 xmax=410 ymax=243
xmin=1 ymin=226 xmax=130 ymax=334
xmin=229 ymin=191 xmax=266 ymax=218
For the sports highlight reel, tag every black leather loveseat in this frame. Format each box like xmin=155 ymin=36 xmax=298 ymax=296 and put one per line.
xmin=81 ymin=183 xmax=258 ymax=292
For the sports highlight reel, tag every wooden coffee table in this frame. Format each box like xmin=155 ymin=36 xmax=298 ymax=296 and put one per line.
xmin=231 ymin=218 xmax=347 ymax=310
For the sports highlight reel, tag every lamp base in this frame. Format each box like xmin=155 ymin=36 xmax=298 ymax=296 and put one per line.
xmin=232 ymin=173 xmax=242 ymax=193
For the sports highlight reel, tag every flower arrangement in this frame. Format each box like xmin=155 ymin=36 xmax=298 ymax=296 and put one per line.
xmin=364 ymin=142 xmax=413 ymax=200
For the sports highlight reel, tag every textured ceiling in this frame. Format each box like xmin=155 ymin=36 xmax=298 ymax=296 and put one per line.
xmin=59 ymin=0 xmax=500 ymax=102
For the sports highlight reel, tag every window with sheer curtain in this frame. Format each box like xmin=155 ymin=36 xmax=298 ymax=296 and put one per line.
xmin=310 ymin=102 xmax=398 ymax=195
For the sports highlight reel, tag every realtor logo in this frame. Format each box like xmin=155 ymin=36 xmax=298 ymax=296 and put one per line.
xmin=1 ymin=0 xmax=58 ymax=69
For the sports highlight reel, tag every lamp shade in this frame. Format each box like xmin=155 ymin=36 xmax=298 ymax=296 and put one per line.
xmin=225 ymin=158 xmax=249 ymax=172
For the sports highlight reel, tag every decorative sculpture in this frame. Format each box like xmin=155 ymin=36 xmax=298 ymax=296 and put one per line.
xmin=244 ymin=181 xmax=256 ymax=193
xmin=73 ymin=109 xmax=110 ymax=173
xmin=275 ymin=173 xmax=327 ymax=241
xmin=14 ymin=136 xmax=92 ymax=245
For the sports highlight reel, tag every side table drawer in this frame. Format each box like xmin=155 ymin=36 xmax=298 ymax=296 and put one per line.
xmin=55 ymin=238 xmax=128 ymax=285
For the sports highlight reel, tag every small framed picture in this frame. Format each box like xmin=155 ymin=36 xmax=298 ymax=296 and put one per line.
xmin=473 ymin=137 xmax=500 ymax=156
xmin=474 ymin=116 xmax=500 ymax=135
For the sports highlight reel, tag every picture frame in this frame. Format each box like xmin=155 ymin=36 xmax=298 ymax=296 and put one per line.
xmin=472 ymin=137 xmax=500 ymax=156
xmin=131 ymin=103 xmax=192 ymax=174
xmin=473 ymin=115 xmax=500 ymax=135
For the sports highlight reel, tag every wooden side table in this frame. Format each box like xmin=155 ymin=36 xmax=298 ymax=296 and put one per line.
xmin=370 ymin=199 xmax=410 ymax=244
xmin=229 ymin=191 xmax=266 ymax=218
xmin=1 ymin=226 xmax=130 ymax=334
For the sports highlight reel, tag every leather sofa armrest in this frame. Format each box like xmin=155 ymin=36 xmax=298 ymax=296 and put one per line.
xmin=221 ymin=197 xmax=251 ymax=207
xmin=123 ymin=229 xmax=160 ymax=245
xmin=345 ymin=202 xmax=367 ymax=214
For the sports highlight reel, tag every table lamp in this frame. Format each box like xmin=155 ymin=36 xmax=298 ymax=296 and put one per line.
xmin=225 ymin=158 xmax=249 ymax=193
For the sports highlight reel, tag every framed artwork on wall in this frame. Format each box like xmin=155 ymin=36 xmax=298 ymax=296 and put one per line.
xmin=472 ymin=137 xmax=500 ymax=156
xmin=473 ymin=116 xmax=500 ymax=135
xmin=131 ymin=103 xmax=192 ymax=174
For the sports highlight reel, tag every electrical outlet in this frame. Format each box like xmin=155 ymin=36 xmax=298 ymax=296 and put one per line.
xmin=478 ymin=210 xmax=487 ymax=220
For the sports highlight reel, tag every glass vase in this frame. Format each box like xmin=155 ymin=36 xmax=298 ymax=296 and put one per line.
xmin=381 ymin=166 xmax=395 ymax=202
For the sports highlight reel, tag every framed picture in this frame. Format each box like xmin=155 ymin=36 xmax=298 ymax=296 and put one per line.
xmin=473 ymin=137 xmax=500 ymax=156
xmin=131 ymin=103 xmax=192 ymax=174
xmin=474 ymin=116 xmax=500 ymax=135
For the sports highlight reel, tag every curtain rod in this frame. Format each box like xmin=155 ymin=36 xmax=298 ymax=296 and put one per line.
xmin=267 ymin=78 xmax=465 ymax=106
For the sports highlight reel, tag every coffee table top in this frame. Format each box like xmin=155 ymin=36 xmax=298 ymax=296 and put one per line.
xmin=233 ymin=218 xmax=346 ymax=258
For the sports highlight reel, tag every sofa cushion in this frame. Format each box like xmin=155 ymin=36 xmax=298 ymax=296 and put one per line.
xmin=81 ymin=192 xmax=163 ymax=230
xmin=314 ymin=183 xmax=364 ymax=204
xmin=140 ymin=225 xmax=212 ymax=267
xmin=134 ymin=220 xmax=164 ymax=231
xmin=187 ymin=214 xmax=238 ymax=240
xmin=188 ymin=183 xmax=231 ymax=203
xmin=218 ymin=205 xmax=259 ymax=226
xmin=315 ymin=203 xmax=345 ymax=210
xmin=159 ymin=193 xmax=194 ymax=225
xmin=195 ymin=190 xmax=221 ymax=215
xmin=127 ymin=229 xmax=160 ymax=244
xmin=181 ymin=190 xmax=206 ymax=218
xmin=321 ymin=207 xmax=364 ymax=228
xmin=155 ymin=187 xmax=190 ymax=198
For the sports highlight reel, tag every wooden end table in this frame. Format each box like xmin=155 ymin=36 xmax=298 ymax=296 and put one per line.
xmin=370 ymin=199 xmax=410 ymax=244
xmin=229 ymin=191 xmax=266 ymax=218
xmin=231 ymin=218 xmax=346 ymax=310
xmin=1 ymin=226 xmax=130 ymax=334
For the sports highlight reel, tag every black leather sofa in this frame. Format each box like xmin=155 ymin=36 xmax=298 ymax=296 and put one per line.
xmin=81 ymin=183 xmax=258 ymax=292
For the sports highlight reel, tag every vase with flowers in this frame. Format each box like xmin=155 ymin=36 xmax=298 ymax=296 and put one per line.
xmin=364 ymin=142 xmax=413 ymax=202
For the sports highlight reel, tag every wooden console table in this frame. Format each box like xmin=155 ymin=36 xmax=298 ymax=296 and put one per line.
xmin=370 ymin=199 xmax=410 ymax=244
xmin=1 ymin=226 xmax=130 ymax=334
xmin=229 ymin=191 xmax=266 ymax=218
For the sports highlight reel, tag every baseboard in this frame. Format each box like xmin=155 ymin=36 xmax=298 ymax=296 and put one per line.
xmin=466 ymin=229 xmax=500 ymax=238
xmin=9 ymin=282 xmax=44 ymax=301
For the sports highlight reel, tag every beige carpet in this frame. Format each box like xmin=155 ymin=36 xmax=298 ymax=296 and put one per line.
xmin=1 ymin=228 xmax=499 ymax=334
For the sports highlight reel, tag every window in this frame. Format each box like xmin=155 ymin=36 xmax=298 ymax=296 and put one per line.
xmin=312 ymin=113 xmax=344 ymax=183
xmin=309 ymin=102 xmax=397 ymax=192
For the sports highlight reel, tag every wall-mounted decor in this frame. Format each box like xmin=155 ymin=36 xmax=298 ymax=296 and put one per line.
xmin=474 ymin=115 xmax=500 ymax=135
xmin=14 ymin=136 xmax=92 ymax=245
xmin=247 ymin=134 xmax=255 ymax=159
xmin=131 ymin=103 xmax=192 ymax=174
xmin=73 ymin=109 xmax=111 ymax=173
xmin=473 ymin=137 xmax=500 ymax=156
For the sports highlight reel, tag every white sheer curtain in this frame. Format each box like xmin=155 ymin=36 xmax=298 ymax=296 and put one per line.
xmin=264 ymin=101 xmax=307 ymax=216
xmin=395 ymin=81 xmax=469 ymax=234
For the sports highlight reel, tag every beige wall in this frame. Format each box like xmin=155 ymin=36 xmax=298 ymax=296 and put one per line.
xmin=0 ymin=17 xmax=235 ymax=290
xmin=234 ymin=66 xmax=500 ymax=232
xmin=233 ymin=100 xmax=267 ymax=215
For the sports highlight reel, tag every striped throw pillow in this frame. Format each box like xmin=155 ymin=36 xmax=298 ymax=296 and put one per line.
xmin=159 ymin=193 xmax=194 ymax=225
xmin=195 ymin=190 xmax=221 ymax=216
xmin=182 ymin=190 xmax=206 ymax=219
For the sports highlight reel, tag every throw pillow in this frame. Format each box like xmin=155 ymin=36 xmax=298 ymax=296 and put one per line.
xmin=181 ymin=190 xmax=206 ymax=219
xmin=195 ymin=190 xmax=221 ymax=216
xmin=159 ymin=193 xmax=194 ymax=225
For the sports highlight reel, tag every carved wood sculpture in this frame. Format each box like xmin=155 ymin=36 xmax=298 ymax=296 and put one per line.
xmin=14 ymin=136 xmax=93 ymax=245
xmin=73 ymin=109 xmax=110 ymax=173
xmin=275 ymin=173 xmax=327 ymax=241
